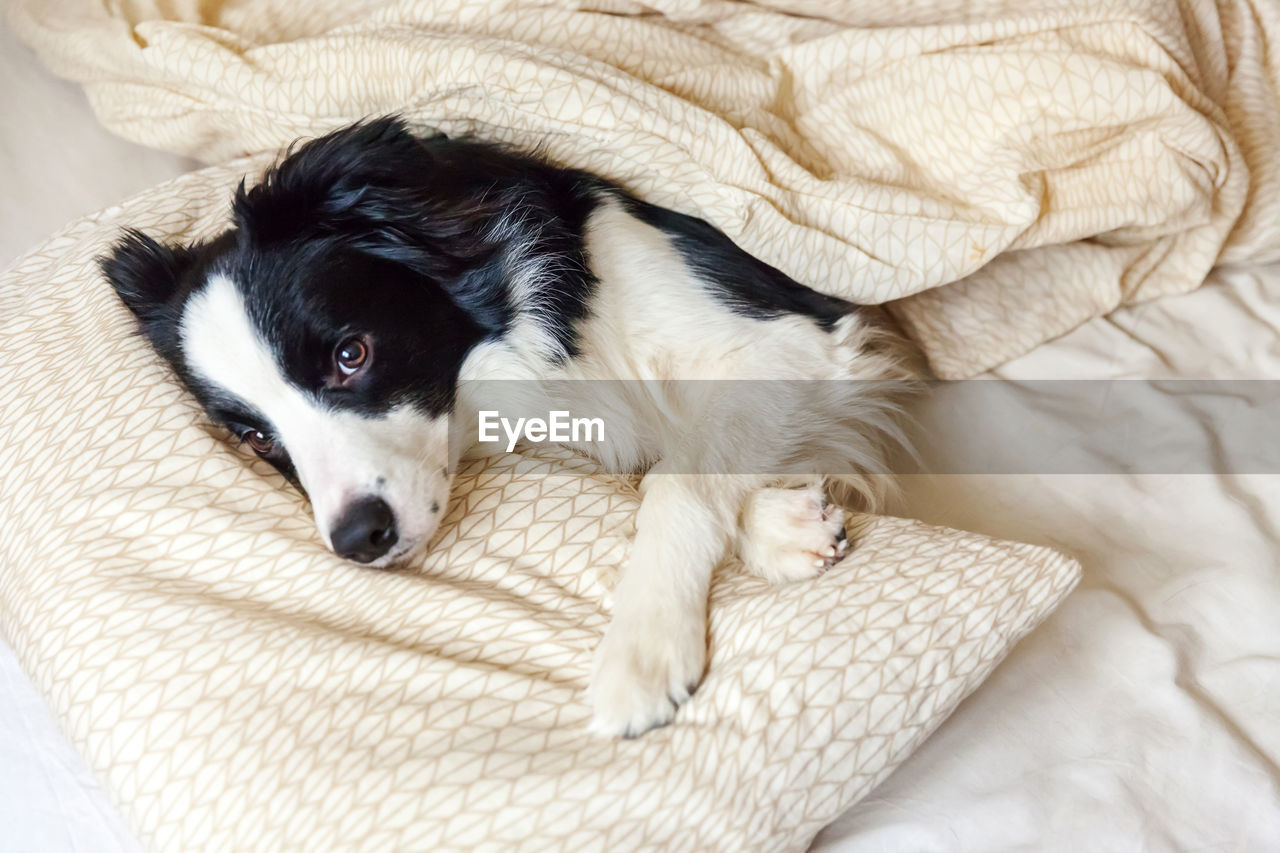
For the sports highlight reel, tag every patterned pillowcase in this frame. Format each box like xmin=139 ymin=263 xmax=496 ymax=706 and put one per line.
xmin=0 ymin=164 xmax=1079 ymax=851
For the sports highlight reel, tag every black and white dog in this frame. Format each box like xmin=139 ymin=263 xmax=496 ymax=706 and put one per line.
xmin=103 ymin=117 xmax=910 ymax=737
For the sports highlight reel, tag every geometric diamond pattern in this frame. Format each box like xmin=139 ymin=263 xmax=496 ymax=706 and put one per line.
xmin=9 ymin=0 xmax=1280 ymax=377
xmin=0 ymin=129 xmax=1078 ymax=853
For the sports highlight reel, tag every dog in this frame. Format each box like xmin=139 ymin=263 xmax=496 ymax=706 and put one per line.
xmin=102 ymin=117 xmax=911 ymax=737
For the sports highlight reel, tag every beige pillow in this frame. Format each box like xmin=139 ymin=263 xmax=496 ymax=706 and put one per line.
xmin=0 ymin=164 xmax=1079 ymax=851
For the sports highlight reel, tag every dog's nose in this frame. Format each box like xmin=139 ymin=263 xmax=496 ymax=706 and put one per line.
xmin=329 ymin=497 xmax=398 ymax=563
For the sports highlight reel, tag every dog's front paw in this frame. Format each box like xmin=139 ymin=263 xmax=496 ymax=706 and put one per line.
xmin=738 ymin=484 xmax=849 ymax=584
xmin=589 ymin=606 xmax=706 ymax=738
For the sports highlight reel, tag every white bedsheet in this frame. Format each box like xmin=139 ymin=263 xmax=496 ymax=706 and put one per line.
xmin=4 ymin=15 xmax=1280 ymax=852
xmin=814 ymin=264 xmax=1280 ymax=850
xmin=0 ymin=642 xmax=139 ymax=853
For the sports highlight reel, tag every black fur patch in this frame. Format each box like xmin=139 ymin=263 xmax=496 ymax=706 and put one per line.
xmin=231 ymin=118 xmax=603 ymax=358
xmin=620 ymin=197 xmax=855 ymax=330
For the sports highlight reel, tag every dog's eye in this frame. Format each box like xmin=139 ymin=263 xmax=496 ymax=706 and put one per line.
xmin=243 ymin=430 xmax=274 ymax=455
xmin=335 ymin=336 xmax=370 ymax=377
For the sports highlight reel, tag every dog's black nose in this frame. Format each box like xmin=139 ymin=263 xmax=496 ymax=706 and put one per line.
xmin=330 ymin=497 xmax=398 ymax=563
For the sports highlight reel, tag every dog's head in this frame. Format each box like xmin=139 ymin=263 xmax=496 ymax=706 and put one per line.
xmin=101 ymin=118 xmax=521 ymax=566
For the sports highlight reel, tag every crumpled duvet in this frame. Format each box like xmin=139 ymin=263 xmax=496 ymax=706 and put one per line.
xmin=9 ymin=0 xmax=1280 ymax=377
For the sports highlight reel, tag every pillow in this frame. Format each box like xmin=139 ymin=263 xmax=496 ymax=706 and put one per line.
xmin=0 ymin=162 xmax=1080 ymax=851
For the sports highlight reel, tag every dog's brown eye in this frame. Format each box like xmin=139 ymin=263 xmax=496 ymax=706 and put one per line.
xmin=244 ymin=430 xmax=274 ymax=455
xmin=335 ymin=336 xmax=369 ymax=377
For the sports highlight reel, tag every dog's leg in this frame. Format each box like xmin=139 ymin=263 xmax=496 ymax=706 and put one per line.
xmin=737 ymin=480 xmax=849 ymax=584
xmin=589 ymin=470 xmax=758 ymax=737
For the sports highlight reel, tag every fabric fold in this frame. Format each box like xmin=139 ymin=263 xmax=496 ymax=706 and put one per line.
xmin=11 ymin=0 xmax=1280 ymax=376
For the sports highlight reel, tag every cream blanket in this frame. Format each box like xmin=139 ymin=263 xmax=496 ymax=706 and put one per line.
xmin=10 ymin=0 xmax=1280 ymax=377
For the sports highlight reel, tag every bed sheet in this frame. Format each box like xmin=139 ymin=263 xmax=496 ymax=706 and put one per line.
xmin=4 ymin=13 xmax=1280 ymax=852
xmin=814 ymin=263 xmax=1280 ymax=850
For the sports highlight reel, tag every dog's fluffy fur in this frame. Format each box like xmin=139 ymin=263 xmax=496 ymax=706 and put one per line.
xmin=102 ymin=117 xmax=912 ymax=737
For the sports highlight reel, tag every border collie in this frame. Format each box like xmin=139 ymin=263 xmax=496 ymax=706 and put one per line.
xmin=102 ymin=117 xmax=911 ymax=738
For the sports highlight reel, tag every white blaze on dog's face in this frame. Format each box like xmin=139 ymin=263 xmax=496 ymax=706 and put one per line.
xmin=178 ymin=274 xmax=456 ymax=566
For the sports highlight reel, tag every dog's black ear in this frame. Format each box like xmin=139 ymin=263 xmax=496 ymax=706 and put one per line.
xmin=100 ymin=228 xmax=194 ymax=323
xmin=231 ymin=116 xmax=440 ymax=247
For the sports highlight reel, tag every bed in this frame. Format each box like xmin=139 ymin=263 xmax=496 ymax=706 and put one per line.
xmin=3 ymin=4 xmax=1280 ymax=851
